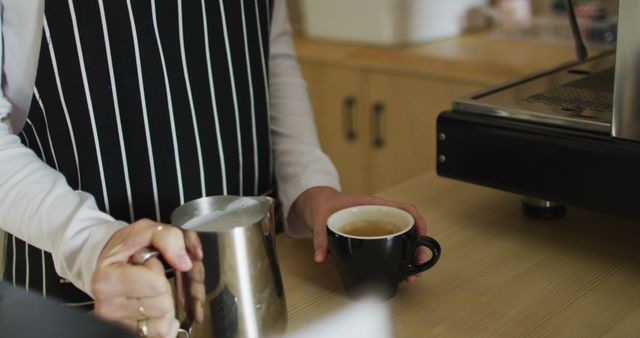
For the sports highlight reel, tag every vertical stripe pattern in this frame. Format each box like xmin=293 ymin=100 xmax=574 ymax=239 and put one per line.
xmin=4 ymin=0 xmax=274 ymax=307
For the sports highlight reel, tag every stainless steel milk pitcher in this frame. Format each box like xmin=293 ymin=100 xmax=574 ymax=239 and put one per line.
xmin=136 ymin=196 xmax=287 ymax=338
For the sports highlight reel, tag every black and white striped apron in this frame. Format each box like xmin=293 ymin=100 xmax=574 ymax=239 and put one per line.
xmin=3 ymin=0 xmax=274 ymax=308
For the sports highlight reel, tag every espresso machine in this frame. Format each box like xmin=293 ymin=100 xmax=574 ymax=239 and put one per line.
xmin=436 ymin=0 xmax=640 ymax=220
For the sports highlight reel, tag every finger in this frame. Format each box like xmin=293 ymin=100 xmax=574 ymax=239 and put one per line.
xmin=93 ymin=297 xmax=133 ymax=322
xmin=411 ymin=208 xmax=428 ymax=237
xmin=404 ymin=275 xmax=418 ymax=283
xmin=183 ymin=262 xmax=206 ymax=304
xmin=94 ymin=291 xmax=175 ymax=320
xmin=191 ymin=299 xmax=205 ymax=324
xmin=184 ymin=230 xmax=204 ymax=261
xmin=415 ymin=246 xmax=430 ymax=265
xmin=376 ymin=199 xmax=428 ymax=236
xmin=117 ymin=219 xmax=192 ymax=271
xmin=188 ymin=280 xmax=206 ymax=305
xmin=93 ymin=263 xmax=170 ymax=300
xmin=178 ymin=283 xmax=205 ymax=325
xmin=139 ymin=294 xmax=176 ymax=321
xmin=186 ymin=260 xmax=206 ymax=284
xmin=151 ymin=224 xmax=192 ymax=271
xmin=387 ymin=201 xmax=427 ymax=236
xmin=312 ymin=215 xmax=329 ymax=263
xmin=179 ymin=261 xmax=205 ymax=324
xmin=98 ymin=220 xmax=183 ymax=270
xmin=116 ymin=318 xmax=138 ymax=333
xmin=403 ymin=247 xmax=429 ymax=283
xmin=122 ymin=315 xmax=179 ymax=338
xmin=164 ymin=319 xmax=181 ymax=338
xmin=145 ymin=313 xmax=180 ymax=338
xmin=179 ymin=262 xmax=206 ymax=310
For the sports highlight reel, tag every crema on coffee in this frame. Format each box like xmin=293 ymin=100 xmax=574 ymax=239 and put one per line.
xmin=338 ymin=220 xmax=403 ymax=237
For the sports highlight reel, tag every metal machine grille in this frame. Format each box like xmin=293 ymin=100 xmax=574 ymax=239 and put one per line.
xmin=523 ymin=67 xmax=615 ymax=115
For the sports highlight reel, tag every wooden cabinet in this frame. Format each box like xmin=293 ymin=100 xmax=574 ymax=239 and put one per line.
xmin=366 ymin=74 xmax=481 ymax=193
xmin=301 ymin=62 xmax=481 ymax=194
xmin=296 ymin=33 xmax=578 ymax=194
xmin=301 ymin=64 xmax=370 ymax=193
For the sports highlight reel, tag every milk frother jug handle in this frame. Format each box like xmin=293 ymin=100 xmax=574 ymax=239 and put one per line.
xmin=130 ymin=248 xmax=193 ymax=338
xmin=130 ymin=247 xmax=174 ymax=277
xmin=130 ymin=247 xmax=161 ymax=265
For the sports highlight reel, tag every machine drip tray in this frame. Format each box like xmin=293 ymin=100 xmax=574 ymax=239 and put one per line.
xmin=453 ymin=51 xmax=615 ymax=133
xmin=522 ymin=66 xmax=614 ymax=116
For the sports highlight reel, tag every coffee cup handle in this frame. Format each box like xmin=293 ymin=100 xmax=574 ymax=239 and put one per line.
xmin=406 ymin=236 xmax=441 ymax=275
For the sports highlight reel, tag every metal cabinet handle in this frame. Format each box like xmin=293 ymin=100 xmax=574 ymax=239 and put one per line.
xmin=342 ymin=96 xmax=357 ymax=142
xmin=371 ymin=102 xmax=385 ymax=149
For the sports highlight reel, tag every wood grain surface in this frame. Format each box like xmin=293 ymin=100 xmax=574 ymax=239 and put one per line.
xmin=278 ymin=173 xmax=640 ymax=337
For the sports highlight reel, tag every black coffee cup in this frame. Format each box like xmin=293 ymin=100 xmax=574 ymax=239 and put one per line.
xmin=327 ymin=205 xmax=441 ymax=300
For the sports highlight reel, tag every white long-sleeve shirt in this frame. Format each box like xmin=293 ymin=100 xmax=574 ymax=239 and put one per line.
xmin=0 ymin=0 xmax=339 ymax=295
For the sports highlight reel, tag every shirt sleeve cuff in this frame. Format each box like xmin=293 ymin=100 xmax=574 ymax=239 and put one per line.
xmin=279 ymin=174 xmax=341 ymax=238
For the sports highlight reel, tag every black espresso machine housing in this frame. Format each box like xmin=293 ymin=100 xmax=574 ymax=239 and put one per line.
xmin=436 ymin=0 xmax=640 ymax=220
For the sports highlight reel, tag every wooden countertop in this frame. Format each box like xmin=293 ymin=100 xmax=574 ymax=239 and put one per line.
xmin=295 ymin=33 xmax=608 ymax=86
xmin=277 ymin=173 xmax=640 ymax=337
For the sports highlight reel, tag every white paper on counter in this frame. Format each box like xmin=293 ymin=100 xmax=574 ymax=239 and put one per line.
xmin=281 ymin=298 xmax=392 ymax=338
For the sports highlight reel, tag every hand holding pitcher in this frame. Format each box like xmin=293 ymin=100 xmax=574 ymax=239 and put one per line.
xmin=122 ymin=196 xmax=287 ymax=338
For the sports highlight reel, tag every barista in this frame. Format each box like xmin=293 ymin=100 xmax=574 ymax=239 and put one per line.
xmin=0 ymin=1 xmax=428 ymax=337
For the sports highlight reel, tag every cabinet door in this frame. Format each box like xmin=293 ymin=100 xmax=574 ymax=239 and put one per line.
xmin=367 ymin=73 xmax=482 ymax=193
xmin=300 ymin=63 xmax=370 ymax=194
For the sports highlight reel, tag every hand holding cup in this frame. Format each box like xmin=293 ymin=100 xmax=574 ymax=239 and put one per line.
xmin=327 ymin=205 xmax=441 ymax=300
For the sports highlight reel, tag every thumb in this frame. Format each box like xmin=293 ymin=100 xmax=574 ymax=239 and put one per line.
xmin=312 ymin=217 xmax=329 ymax=263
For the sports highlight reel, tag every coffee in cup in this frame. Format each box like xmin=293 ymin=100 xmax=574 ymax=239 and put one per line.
xmin=327 ymin=205 xmax=440 ymax=300
xmin=338 ymin=219 xmax=404 ymax=237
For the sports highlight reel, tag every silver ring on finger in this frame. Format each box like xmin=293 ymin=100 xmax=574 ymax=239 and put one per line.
xmin=137 ymin=318 xmax=149 ymax=338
